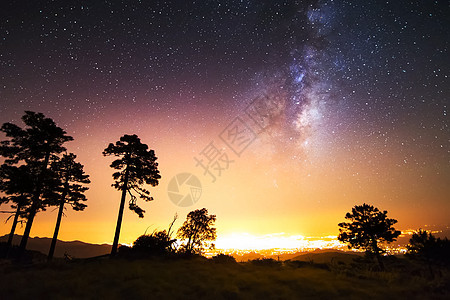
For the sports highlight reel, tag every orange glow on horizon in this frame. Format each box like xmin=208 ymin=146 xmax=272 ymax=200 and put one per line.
xmin=0 ymin=110 xmax=449 ymax=248
xmin=214 ymin=233 xmax=345 ymax=251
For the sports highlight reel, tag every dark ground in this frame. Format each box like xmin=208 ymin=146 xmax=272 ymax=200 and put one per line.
xmin=0 ymin=253 xmax=449 ymax=299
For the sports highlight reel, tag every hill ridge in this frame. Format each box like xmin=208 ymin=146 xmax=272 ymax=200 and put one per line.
xmin=0 ymin=234 xmax=112 ymax=258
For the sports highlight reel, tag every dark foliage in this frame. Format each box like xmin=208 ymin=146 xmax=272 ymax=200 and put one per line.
xmin=249 ymin=258 xmax=282 ymax=267
xmin=407 ymin=230 xmax=450 ymax=265
xmin=103 ymin=134 xmax=160 ymax=217
xmin=132 ymin=230 xmax=177 ymax=256
xmin=117 ymin=245 xmax=133 ymax=256
xmin=211 ymin=254 xmax=237 ymax=264
xmin=50 ymin=153 xmax=90 ymax=211
xmin=284 ymin=260 xmax=313 ymax=268
xmin=0 ymin=164 xmax=35 ymax=252
xmin=103 ymin=134 xmax=161 ymax=257
xmin=338 ymin=203 xmax=400 ymax=270
xmin=0 ymin=111 xmax=73 ymax=255
xmin=0 ymin=111 xmax=73 ymax=164
xmin=48 ymin=153 xmax=90 ymax=260
xmin=177 ymin=208 xmax=216 ymax=255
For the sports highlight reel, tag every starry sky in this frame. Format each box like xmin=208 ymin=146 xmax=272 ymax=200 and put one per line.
xmin=1 ymin=0 xmax=449 ymax=246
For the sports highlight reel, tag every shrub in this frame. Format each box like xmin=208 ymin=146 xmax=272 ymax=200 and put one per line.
xmin=211 ymin=254 xmax=236 ymax=264
xmin=249 ymin=258 xmax=281 ymax=267
xmin=132 ymin=230 xmax=176 ymax=256
xmin=407 ymin=230 xmax=450 ymax=265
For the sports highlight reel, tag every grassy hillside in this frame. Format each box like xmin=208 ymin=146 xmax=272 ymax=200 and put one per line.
xmin=0 ymin=256 xmax=448 ymax=299
xmin=292 ymin=249 xmax=363 ymax=264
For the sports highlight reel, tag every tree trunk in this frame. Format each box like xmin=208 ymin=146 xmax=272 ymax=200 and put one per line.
xmin=17 ymin=203 xmax=37 ymax=258
xmin=110 ymin=167 xmax=129 ymax=257
xmin=5 ymin=203 xmax=22 ymax=258
xmin=372 ymin=241 xmax=384 ymax=271
xmin=18 ymin=152 xmax=50 ymax=259
xmin=375 ymin=252 xmax=385 ymax=271
xmin=48 ymin=185 xmax=68 ymax=261
xmin=7 ymin=203 xmax=22 ymax=247
xmin=187 ymin=235 xmax=192 ymax=254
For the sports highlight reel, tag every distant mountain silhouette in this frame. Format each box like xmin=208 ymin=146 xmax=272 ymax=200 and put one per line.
xmin=0 ymin=235 xmax=111 ymax=258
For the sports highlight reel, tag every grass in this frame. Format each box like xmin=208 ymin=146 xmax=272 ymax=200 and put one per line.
xmin=0 ymin=256 xmax=449 ymax=299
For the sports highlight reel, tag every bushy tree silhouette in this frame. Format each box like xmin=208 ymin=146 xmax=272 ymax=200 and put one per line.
xmin=103 ymin=134 xmax=161 ymax=257
xmin=407 ymin=229 xmax=450 ymax=277
xmin=407 ymin=230 xmax=438 ymax=257
xmin=338 ymin=203 xmax=400 ymax=270
xmin=0 ymin=111 xmax=73 ymax=256
xmin=177 ymin=208 xmax=216 ymax=255
xmin=47 ymin=153 xmax=90 ymax=261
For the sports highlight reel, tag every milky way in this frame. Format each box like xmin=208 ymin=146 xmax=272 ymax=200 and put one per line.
xmin=237 ymin=0 xmax=449 ymax=171
xmin=245 ymin=1 xmax=338 ymax=160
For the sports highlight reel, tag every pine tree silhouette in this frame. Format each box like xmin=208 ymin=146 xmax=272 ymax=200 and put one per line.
xmin=103 ymin=134 xmax=161 ymax=257
xmin=47 ymin=153 xmax=90 ymax=261
xmin=0 ymin=111 xmax=73 ymax=258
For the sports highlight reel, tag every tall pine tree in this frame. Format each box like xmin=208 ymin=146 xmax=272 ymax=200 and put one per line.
xmin=0 ymin=164 xmax=34 ymax=253
xmin=103 ymin=134 xmax=160 ymax=257
xmin=0 ymin=111 xmax=73 ymax=256
xmin=47 ymin=153 xmax=90 ymax=261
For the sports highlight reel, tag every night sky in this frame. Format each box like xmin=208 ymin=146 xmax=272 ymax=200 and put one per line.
xmin=1 ymin=0 xmax=449 ymax=246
